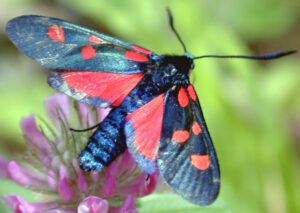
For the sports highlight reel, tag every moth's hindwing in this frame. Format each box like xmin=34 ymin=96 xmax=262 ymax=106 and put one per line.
xmin=125 ymin=94 xmax=165 ymax=174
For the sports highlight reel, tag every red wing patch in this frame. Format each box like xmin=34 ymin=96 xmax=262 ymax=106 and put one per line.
xmin=125 ymin=51 xmax=149 ymax=62
xmin=178 ymin=88 xmax=189 ymax=107
xmin=172 ymin=130 xmax=190 ymax=143
xmin=187 ymin=85 xmax=197 ymax=101
xmin=48 ymin=25 xmax=65 ymax=42
xmin=131 ymin=45 xmax=153 ymax=55
xmin=89 ymin=35 xmax=103 ymax=44
xmin=191 ymin=154 xmax=211 ymax=170
xmin=62 ymin=71 xmax=143 ymax=106
xmin=81 ymin=45 xmax=97 ymax=59
xmin=192 ymin=122 xmax=202 ymax=135
xmin=126 ymin=94 xmax=165 ymax=160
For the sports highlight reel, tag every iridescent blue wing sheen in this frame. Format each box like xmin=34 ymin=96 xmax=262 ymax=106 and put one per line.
xmin=6 ymin=15 xmax=155 ymax=73
xmin=6 ymin=15 xmax=155 ymax=107
xmin=158 ymin=85 xmax=220 ymax=206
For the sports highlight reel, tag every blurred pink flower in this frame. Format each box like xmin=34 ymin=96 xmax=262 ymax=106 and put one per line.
xmin=0 ymin=94 xmax=159 ymax=213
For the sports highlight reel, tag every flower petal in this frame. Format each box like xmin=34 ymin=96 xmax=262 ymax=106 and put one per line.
xmin=3 ymin=195 xmax=57 ymax=213
xmin=47 ymin=209 xmax=76 ymax=213
xmin=7 ymin=161 xmax=47 ymax=189
xmin=90 ymin=171 xmax=100 ymax=182
xmin=72 ymin=159 xmax=89 ymax=193
xmin=0 ymin=155 xmax=10 ymax=178
xmin=101 ymin=162 xmax=118 ymax=197
xmin=78 ymin=103 xmax=94 ymax=128
xmin=119 ymin=171 xmax=160 ymax=197
xmin=109 ymin=195 xmax=138 ymax=213
xmin=46 ymin=94 xmax=70 ymax=126
xmin=78 ymin=171 xmax=89 ymax=193
xmin=97 ymin=108 xmax=111 ymax=122
xmin=58 ymin=165 xmax=76 ymax=201
xmin=117 ymin=150 xmax=136 ymax=174
xmin=47 ymin=170 xmax=58 ymax=190
xmin=77 ymin=196 xmax=109 ymax=213
xmin=22 ymin=115 xmax=52 ymax=156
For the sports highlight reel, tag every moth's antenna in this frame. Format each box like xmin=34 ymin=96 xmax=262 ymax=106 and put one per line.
xmin=167 ymin=8 xmax=187 ymax=53
xmin=194 ymin=50 xmax=297 ymax=60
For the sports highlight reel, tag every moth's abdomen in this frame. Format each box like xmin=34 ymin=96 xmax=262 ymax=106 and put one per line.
xmin=79 ymin=108 xmax=127 ymax=171
xmin=79 ymin=75 xmax=163 ymax=171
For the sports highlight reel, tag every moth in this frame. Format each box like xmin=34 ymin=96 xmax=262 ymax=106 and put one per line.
xmin=6 ymin=9 xmax=295 ymax=206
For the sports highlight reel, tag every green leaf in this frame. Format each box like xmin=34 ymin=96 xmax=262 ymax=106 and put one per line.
xmin=137 ymin=193 xmax=229 ymax=213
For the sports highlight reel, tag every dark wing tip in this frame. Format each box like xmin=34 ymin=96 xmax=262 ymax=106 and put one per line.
xmin=6 ymin=15 xmax=46 ymax=34
xmin=6 ymin=15 xmax=33 ymax=39
xmin=193 ymin=182 xmax=220 ymax=206
xmin=6 ymin=17 xmax=18 ymax=37
xmin=175 ymin=173 xmax=220 ymax=206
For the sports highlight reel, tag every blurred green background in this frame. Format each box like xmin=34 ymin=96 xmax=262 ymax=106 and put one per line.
xmin=0 ymin=0 xmax=300 ymax=212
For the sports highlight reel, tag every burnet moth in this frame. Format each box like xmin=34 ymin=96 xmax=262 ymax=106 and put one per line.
xmin=6 ymin=8 xmax=296 ymax=206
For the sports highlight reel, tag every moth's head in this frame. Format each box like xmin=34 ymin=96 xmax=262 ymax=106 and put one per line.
xmin=167 ymin=8 xmax=194 ymax=73
xmin=184 ymin=52 xmax=195 ymax=71
xmin=160 ymin=54 xmax=194 ymax=75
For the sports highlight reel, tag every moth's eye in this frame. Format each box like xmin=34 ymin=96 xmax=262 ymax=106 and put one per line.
xmin=170 ymin=67 xmax=177 ymax=75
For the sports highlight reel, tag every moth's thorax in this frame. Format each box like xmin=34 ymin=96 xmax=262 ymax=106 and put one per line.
xmin=150 ymin=54 xmax=194 ymax=87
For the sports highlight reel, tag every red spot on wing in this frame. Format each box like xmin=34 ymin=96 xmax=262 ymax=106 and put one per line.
xmin=81 ymin=45 xmax=97 ymax=59
xmin=125 ymin=51 xmax=149 ymax=62
xmin=178 ymin=88 xmax=189 ymax=107
xmin=172 ymin=130 xmax=190 ymax=143
xmin=89 ymin=35 xmax=103 ymax=43
xmin=62 ymin=71 xmax=143 ymax=106
xmin=131 ymin=45 xmax=153 ymax=55
xmin=126 ymin=94 xmax=165 ymax=160
xmin=48 ymin=25 xmax=65 ymax=42
xmin=191 ymin=154 xmax=211 ymax=170
xmin=187 ymin=85 xmax=197 ymax=101
xmin=192 ymin=122 xmax=202 ymax=135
